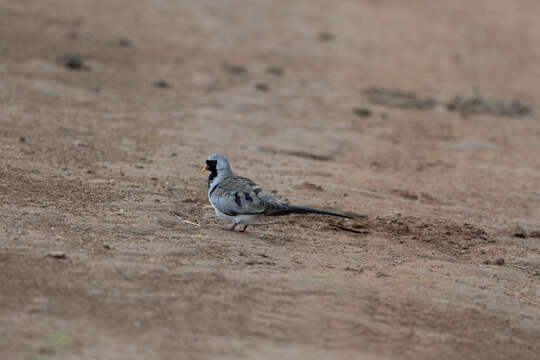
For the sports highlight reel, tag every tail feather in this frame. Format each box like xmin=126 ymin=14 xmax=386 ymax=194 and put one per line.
xmin=271 ymin=204 xmax=352 ymax=219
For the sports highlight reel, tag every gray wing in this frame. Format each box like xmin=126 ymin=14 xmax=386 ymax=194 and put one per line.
xmin=210 ymin=176 xmax=287 ymax=216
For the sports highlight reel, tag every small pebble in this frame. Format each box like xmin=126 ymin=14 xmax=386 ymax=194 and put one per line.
xmin=46 ymin=251 xmax=67 ymax=259
xmin=266 ymin=66 xmax=284 ymax=76
xmin=222 ymin=62 xmax=246 ymax=74
xmin=117 ymin=38 xmax=133 ymax=48
xmin=72 ymin=139 xmax=88 ymax=147
xmin=58 ymin=54 xmax=89 ymax=70
xmin=513 ymin=226 xmax=527 ymax=238
xmin=154 ymin=80 xmax=171 ymax=89
xmin=317 ymin=32 xmax=335 ymax=42
xmin=255 ymin=83 xmax=270 ymax=92
xmin=353 ymin=107 xmax=372 ymax=117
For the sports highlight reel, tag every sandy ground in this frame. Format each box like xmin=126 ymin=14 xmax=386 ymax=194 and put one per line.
xmin=1 ymin=0 xmax=540 ymax=359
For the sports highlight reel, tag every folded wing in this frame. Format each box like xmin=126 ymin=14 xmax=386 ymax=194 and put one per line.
xmin=210 ymin=176 xmax=287 ymax=216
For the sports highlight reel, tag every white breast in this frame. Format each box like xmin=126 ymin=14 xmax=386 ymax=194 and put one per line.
xmin=209 ymin=198 xmax=261 ymax=225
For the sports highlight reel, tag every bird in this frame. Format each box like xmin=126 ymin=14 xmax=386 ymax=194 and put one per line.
xmin=202 ymin=154 xmax=352 ymax=232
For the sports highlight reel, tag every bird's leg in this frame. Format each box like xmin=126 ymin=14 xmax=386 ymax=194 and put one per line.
xmin=224 ymin=222 xmax=239 ymax=231
xmin=239 ymin=224 xmax=249 ymax=232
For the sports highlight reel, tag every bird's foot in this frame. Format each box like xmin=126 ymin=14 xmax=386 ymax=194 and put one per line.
xmin=223 ymin=223 xmax=249 ymax=232
xmin=224 ymin=222 xmax=239 ymax=231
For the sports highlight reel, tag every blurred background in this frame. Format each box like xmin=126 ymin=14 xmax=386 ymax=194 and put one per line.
xmin=1 ymin=1 xmax=539 ymax=359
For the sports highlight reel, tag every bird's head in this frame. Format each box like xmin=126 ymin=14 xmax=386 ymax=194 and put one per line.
xmin=202 ymin=154 xmax=233 ymax=188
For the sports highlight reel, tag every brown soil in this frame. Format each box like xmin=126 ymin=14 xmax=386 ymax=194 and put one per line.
xmin=1 ymin=0 xmax=539 ymax=359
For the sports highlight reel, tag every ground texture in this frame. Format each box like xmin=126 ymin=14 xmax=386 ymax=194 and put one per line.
xmin=1 ymin=0 xmax=540 ymax=359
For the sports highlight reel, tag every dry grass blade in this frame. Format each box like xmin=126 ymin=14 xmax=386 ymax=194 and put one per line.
xmin=172 ymin=211 xmax=201 ymax=227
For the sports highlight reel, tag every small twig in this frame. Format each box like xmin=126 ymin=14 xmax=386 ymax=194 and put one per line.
xmin=171 ymin=212 xmax=201 ymax=227
xmin=330 ymin=223 xmax=369 ymax=234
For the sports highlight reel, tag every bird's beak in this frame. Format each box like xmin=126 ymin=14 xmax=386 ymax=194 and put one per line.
xmin=201 ymin=166 xmax=207 ymax=173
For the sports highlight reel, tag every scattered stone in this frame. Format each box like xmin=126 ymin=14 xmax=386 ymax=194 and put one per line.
xmin=154 ymin=80 xmax=171 ymax=89
xmin=57 ymin=54 xmax=89 ymax=71
xmin=103 ymin=244 xmax=112 ymax=250
xmin=528 ymin=230 xmax=540 ymax=238
xmin=46 ymin=251 xmax=67 ymax=259
xmin=513 ymin=226 xmax=528 ymax=238
xmin=134 ymin=164 xmax=144 ymax=169
xmin=117 ymin=38 xmax=133 ymax=47
xmin=317 ymin=32 xmax=335 ymax=42
xmin=344 ymin=266 xmax=364 ymax=274
xmin=375 ymin=271 xmax=389 ymax=278
xmin=72 ymin=139 xmax=88 ymax=147
xmin=353 ymin=107 xmax=372 ymax=117
xmin=266 ymin=66 xmax=284 ymax=76
xmin=255 ymin=83 xmax=270 ymax=92
xmin=364 ymin=87 xmax=437 ymax=110
xmin=494 ymin=258 xmax=505 ymax=266
xmin=222 ymin=62 xmax=247 ymax=75
xmin=446 ymin=95 xmax=531 ymax=118
xmin=66 ymin=31 xmax=80 ymax=41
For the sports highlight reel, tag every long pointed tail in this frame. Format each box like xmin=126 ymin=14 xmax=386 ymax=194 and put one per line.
xmin=273 ymin=204 xmax=352 ymax=219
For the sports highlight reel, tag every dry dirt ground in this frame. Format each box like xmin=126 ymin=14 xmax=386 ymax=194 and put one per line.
xmin=1 ymin=0 xmax=540 ymax=359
